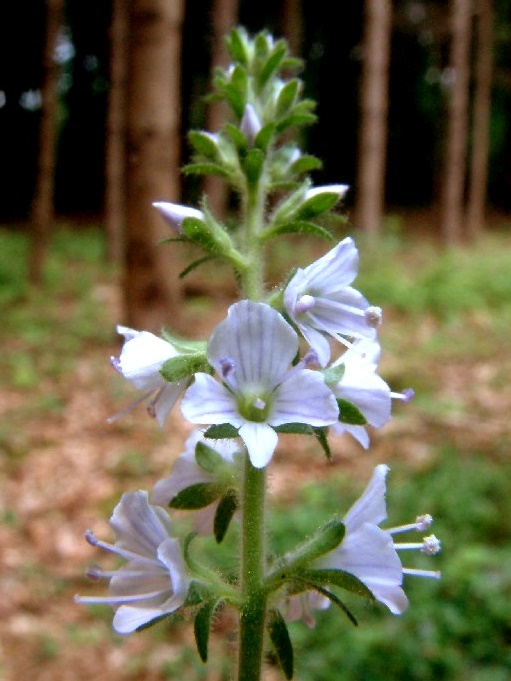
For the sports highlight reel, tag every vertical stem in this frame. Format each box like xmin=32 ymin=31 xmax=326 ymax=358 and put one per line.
xmin=240 ymin=180 xmax=265 ymax=301
xmin=238 ymin=456 xmax=267 ymax=681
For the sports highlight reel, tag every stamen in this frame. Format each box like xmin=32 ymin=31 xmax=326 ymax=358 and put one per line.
xmin=295 ymin=294 xmax=316 ymax=315
xmin=219 ymin=357 xmax=236 ymax=379
xmin=106 ymin=389 xmax=156 ymax=423
xmin=84 ymin=530 xmax=160 ymax=566
xmin=421 ymin=534 xmax=441 ymax=555
xmin=364 ymin=306 xmax=383 ymax=328
xmin=302 ymin=349 xmax=319 ymax=367
xmin=402 ymin=568 xmax=441 ymax=579
xmin=74 ymin=588 xmax=167 ymax=606
xmin=148 ymin=386 xmax=165 ymax=418
xmin=85 ymin=564 xmax=104 ymax=580
xmin=110 ymin=356 xmax=122 ymax=372
xmin=386 ymin=514 xmax=433 ymax=535
xmin=252 ymin=397 xmax=266 ymax=411
xmin=391 ymin=388 xmax=415 ymax=402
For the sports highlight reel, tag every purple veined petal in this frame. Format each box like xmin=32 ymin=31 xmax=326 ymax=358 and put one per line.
xmin=294 ymin=322 xmax=332 ymax=368
xmin=238 ymin=421 xmax=278 ymax=468
xmin=304 ymin=291 xmax=375 ymax=341
xmin=322 ymin=523 xmax=408 ymax=615
xmin=207 ymin=301 xmax=298 ymax=390
xmin=181 ymin=373 xmax=244 ymax=427
xmin=343 ymin=464 xmax=389 ymax=531
xmin=294 ymin=238 xmax=359 ymax=292
xmin=115 ymin=328 xmax=177 ymax=391
xmin=110 ymin=492 xmax=174 ymax=559
xmin=157 ymin=537 xmax=189 ymax=603
xmin=270 ymin=369 xmax=339 ymax=427
xmin=151 ymin=439 xmax=213 ymax=507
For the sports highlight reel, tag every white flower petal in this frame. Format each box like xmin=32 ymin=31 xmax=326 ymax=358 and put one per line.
xmin=181 ymin=373 xmax=243 ymax=427
xmin=331 ymin=422 xmax=370 ymax=449
xmin=343 ymin=464 xmax=389 ymax=531
xmin=116 ymin=328 xmax=177 ymax=391
xmin=270 ymin=369 xmax=338 ymax=427
xmin=238 ymin=421 xmax=278 ymax=468
xmin=153 ymin=382 xmax=187 ymax=427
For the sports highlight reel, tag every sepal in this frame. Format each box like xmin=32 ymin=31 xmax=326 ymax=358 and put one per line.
xmin=168 ymin=482 xmax=224 ymax=510
xmin=337 ymin=398 xmax=368 ymax=425
xmin=204 ymin=423 xmax=240 ymax=439
xmin=324 ymin=364 xmax=346 ymax=385
xmin=283 ymin=517 xmax=346 ymax=570
xmin=160 ymin=353 xmax=208 ymax=383
xmin=194 ymin=599 xmax=223 ymax=662
xmin=267 ymin=609 xmax=294 ymax=680
xmin=213 ymin=489 xmax=239 ymax=543
xmin=195 ymin=440 xmax=228 ymax=474
xmin=299 ymin=568 xmax=375 ymax=601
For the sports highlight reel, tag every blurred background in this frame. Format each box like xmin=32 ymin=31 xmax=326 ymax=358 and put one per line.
xmin=1 ymin=1 xmax=511 ymax=679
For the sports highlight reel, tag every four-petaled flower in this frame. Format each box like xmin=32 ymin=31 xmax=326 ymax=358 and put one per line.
xmin=151 ymin=429 xmax=241 ymax=535
xmin=181 ymin=300 xmax=339 ymax=468
xmin=317 ymin=464 xmax=441 ymax=614
xmin=329 ymin=338 xmax=392 ymax=449
xmin=75 ymin=491 xmax=189 ymax=634
xmin=283 ymin=238 xmax=378 ymax=367
xmin=109 ymin=325 xmax=188 ymax=426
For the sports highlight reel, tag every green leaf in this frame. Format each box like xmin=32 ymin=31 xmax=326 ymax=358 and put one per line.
xmin=337 ymin=399 xmax=367 ymax=425
xmin=262 ymin=220 xmax=334 ymax=242
xmin=204 ymin=423 xmax=240 ymax=439
xmin=214 ymin=489 xmax=239 ymax=543
xmin=312 ymin=426 xmax=332 ymax=460
xmin=255 ymin=32 xmax=270 ymax=59
xmin=194 ymin=599 xmax=222 ymax=662
xmin=258 ymin=42 xmax=287 ymax=88
xmin=160 ymin=353 xmax=207 ymax=382
xmin=178 ymin=255 xmax=216 ymax=280
xmin=224 ymin=122 xmax=248 ymax=152
xmin=301 ymin=582 xmax=358 ymax=626
xmin=188 ymin=130 xmax=218 ymax=160
xmin=183 ymin=162 xmax=231 ymax=179
xmin=181 ymin=216 xmax=233 ymax=256
xmin=267 ymin=609 xmax=294 ymax=680
xmin=242 ymin=148 xmax=265 ymax=183
xmin=230 ymin=65 xmax=248 ymax=101
xmin=300 ymin=568 xmax=375 ymax=600
xmin=297 ymin=193 xmax=340 ymax=220
xmin=290 ymin=154 xmax=323 ymax=174
xmin=276 ymin=79 xmax=299 ymax=117
xmin=275 ymin=111 xmax=317 ymax=134
xmin=323 ymin=363 xmax=346 ymax=386
xmin=254 ymin=122 xmax=276 ymax=151
xmin=195 ymin=440 xmax=226 ymax=474
xmin=226 ymin=28 xmax=248 ymax=65
xmin=225 ymin=82 xmax=245 ymax=118
xmin=273 ymin=423 xmax=314 ymax=435
xmin=169 ymin=482 xmax=224 ymax=510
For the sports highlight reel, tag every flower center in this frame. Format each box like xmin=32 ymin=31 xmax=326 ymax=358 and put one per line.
xmin=237 ymin=391 xmax=271 ymax=423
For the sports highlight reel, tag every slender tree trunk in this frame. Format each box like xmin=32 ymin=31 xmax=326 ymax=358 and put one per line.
xmin=281 ymin=0 xmax=303 ymax=57
xmin=125 ymin=0 xmax=185 ymax=331
xmin=105 ymin=0 xmax=128 ymax=264
xmin=29 ymin=0 xmax=63 ymax=284
xmin=467 ymin=0 xmax=492 ymax=238
xmin=355 ymin=0 xmax=392 ymax=239
xmin=440 ymin=0 xmax=472 ymax=245
xmin=203 ymin=0 xmax=239 ymax=218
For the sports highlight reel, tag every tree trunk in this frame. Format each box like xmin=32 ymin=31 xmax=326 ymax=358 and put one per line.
xmin=355 ymin=0 xmax=392 ymax=239
xmin=203 ymin=0 xmax=239 ymax=218
xmin=125 ymin=0 xmax=185 ymax=332
xmin=105 ymin=0 xmax=128 ymax=264
xmin=281 ymin=0 xmax=303 ymax=57
xmin=467 ymin=0 xmax=492 ymax=238
xmin=29 ymin=0 xmax=63 ymax=284
xmin=440 ymin=0 xmax=472 ymax=245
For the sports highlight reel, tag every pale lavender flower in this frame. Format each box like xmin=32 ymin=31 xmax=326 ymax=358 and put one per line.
xmin=108 ymin=326 xmax=188 ymax=427
xmin=317 ymin=465 xmax=441 ymax=615
xmin=329 ymin=338 xmax=392 ymax=449
xmin=152 ymin=201 xmax=205 ymax=234
xmin=283 ymin=238 xmax=377 ymax=367
xmin=75 ymin=491 xmax=189 ymax=634
xmin=181 ymin=300 xmax=339 ymax=468
xmin=151 ymin=430 xmax=241 ymax=535
xmin=240 ymin=103 xmax=262 ymax=145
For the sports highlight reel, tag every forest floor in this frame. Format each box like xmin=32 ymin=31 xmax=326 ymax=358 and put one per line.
xmin=1 ymin=222 xmax=511 ymax=680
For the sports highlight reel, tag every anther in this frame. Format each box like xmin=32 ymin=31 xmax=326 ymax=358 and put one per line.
xmin=295 ymin=295 xmax=316 ymax=315
xmin=364 ymin=306 xmax=383 ymax=328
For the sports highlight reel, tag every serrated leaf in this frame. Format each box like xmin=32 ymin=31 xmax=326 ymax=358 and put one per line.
xmin=204 ymin=423 xmax=240 ymax=439
xmin=195 ymin=440 xmax=226 ymax=474
xmin=179 ymin=255 xmax=216 ymax=280
xmin=300 ymin=568 xmax=375 ymax=600
xmin=183 ymin=162 xmax=231 ymax=179
xmin=188 ymin=130 xmax=218 ymax=160
xmin=169 ymin=482 xmax=224 ymax=510
xmin=194 ymin=599 xmax=222 ymax=662
xmin=160 ymin=353 xmax=207 ymax=382
xmin=337 ymin=399 xmax=367 ymax=425
xmin=276 ymin=79 xmax=299 ymax=117
xmin=258 ymin=42 xmax=287 ymax=88
xmin=214 ymin=489 xmax=239 ymax=543
xmin=267 ymin=609 xmax=294 ymax=680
